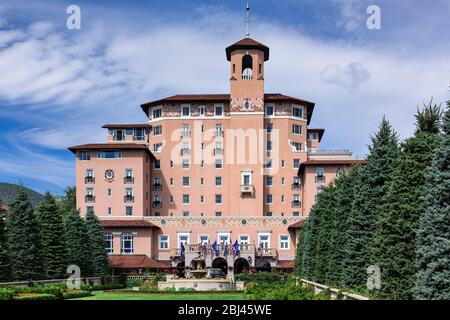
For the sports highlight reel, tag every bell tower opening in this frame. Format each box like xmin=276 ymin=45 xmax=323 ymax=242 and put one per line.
xmin=242 ymin=54 xmax=253 ymax=80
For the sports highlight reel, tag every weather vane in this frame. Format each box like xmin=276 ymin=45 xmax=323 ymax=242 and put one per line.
xmin=246 ymin=3 xmax=250 ymax=37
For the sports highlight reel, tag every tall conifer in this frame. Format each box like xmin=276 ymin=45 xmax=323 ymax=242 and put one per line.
xmin=0 ymin=198 xmax=11 ymax=281
xmin=85 ymin=210 xmax=109 ymax=276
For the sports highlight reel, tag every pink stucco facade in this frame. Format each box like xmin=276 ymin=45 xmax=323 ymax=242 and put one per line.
xmin=69 ymin=37 xmax=364 ymax=273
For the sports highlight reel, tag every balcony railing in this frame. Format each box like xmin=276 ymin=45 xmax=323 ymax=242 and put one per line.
xmin=124 ymin=195 xmax=134 ymax=203
xmin=180 ymin=149 xmax=191 ymax=156
xmin=258 ymin=248 xmax=278 ymax=257
xmin=213 ymin=148 xmax=223 ymax=156
xmin=214 ymin=130 xmax=224 ymax=137
xmin=169 ymin=244 xmax=278 ymax=259
xmin=84 ymin=176 xmax=95 ymax=184
xmin=240 ymin=185 xmax=254 ymax=196
xmin=180 ymin=131 xmax=191 ymax=138
xmin=85 ymin=195 xmax=95 ymax=203
xmin=315 ymin=175 xmax=326 ymax=183
xmin=124 ymin=176 xmax=134 ymax=184
xmin=292 ymin=200 xmax=301 ymax=208
xmin=152 ymin=184 xmax=162 ymax=191
xmin=242 ymin=74 xmax=252 ymax=80
xmin=153 ymin=201 xmax=162 ymax=209
xmin=291 ymin=182 xmax=301 ymax=190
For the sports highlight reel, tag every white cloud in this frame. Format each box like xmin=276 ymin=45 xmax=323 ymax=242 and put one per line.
xmin=320 ymin=62 xmax=370 ymax=91
xmin=334 ymin=0 xmax=364 ymax=32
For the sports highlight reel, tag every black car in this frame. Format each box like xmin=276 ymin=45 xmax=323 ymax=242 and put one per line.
xmin=209 ymin=268 xmax=226 ymax=278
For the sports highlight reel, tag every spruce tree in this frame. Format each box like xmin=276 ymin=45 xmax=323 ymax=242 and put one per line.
xmin=298 ymin=204 xmax=320 ymax=280
xmin=372 ymin=102 xmax=442 ymax=299
xmin=414 ymin=101 xmax=450 ymax=300
xmin=85 ymin=210 xmax=109 ymax=276
xmin=59 ymin=187 xmax=76 ymax=219
xmin=64 ymin=209 xmax=93 ymax=277
xmin=343 ymin=117 xmax=399 ymax=291
xmin=6 ymin=189 xmax=44 ymax=280
xmin=0 ymin=198 xmax=11 ymax=281
xmin=37 ymin=192 xmax=68 ymax=279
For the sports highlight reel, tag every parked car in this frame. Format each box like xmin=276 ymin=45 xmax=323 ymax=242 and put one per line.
xmin=208 ymin=268 xmax=226 ymax=279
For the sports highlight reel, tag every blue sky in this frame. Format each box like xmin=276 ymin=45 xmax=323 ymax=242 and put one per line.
xmin=0 ymin=0 xmax=449 ymax=194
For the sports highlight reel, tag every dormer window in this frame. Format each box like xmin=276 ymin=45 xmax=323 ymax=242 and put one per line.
xmin=265 ymin=104 xmax=274 ymax=116
xmin=214 ymin=104 xmax=223 ymax=117
xmin=199 ymin=105 xmax=206 ymax=117
xmin=242 ymin=54 xmax=253 ymax=80
xmin=292 ymin=105 xmax=304 ymax=118
xmin=181 ymin=104 xmax=191 ymax=117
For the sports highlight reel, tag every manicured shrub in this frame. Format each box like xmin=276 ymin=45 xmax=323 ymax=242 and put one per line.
xmin=63 ymin=290 xmax=92 ymax=299
xmin=90 ymin=284 xmax=126 ymax=291
xmin=14 ymin=293 xmax=57 ymax=300
xmin=163 ymin=287 xmax=176 ymax=292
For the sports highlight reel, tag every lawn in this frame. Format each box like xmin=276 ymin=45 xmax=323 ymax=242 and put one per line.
xmin=74 ymin=291 xmax=245 ymax=300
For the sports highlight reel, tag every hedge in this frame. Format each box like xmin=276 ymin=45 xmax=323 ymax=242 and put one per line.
xmin=14 ymin=294 xmax=57 ymax=301
xmin=63 ymin=291 xmax=92 ymax=299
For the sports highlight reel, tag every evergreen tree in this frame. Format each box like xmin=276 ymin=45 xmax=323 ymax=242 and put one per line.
xmin=85 ymin=210 xmax=109 ymax=276
xmin=37 ymin=192 xmax=68 ymax=279
xmin=64 ymin=209 xmax=93 ymax=277
xmin=414 ymin=101 xmax=450 ymax=300
xmin=372 ymin=102 xmax=442 ymax=299
xmin=298 ymin=204 xmax=320 ymax=280
xmin=0 ymin=198 xmax=11 ymax=281
xmin=59 ymin=187 xmax=76 ymax=219
xmin=6 ymin=189 xmax=44 ymax=280
xmin=343 ymin=117 xmax=399 ymax=291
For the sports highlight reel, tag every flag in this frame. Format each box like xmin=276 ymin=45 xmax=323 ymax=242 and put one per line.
xmin=233 ymin=240 xmax=240 ymax=256
xmin=180 ymin=242 xmax=185 ymax=259
xmin=212 ymin=241 xmax=219 ymax=257
xmin=224 ymin=243 xmax=229 ymax=257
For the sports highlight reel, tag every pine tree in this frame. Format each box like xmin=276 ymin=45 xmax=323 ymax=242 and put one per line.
xmin=372 ymin=102 xmax=442 ymax=299
xmin=0 ymin=198 xmax=11 ymax=281
xmin=414 ymin=101 xmax=450 ymax=300
xmin=37 ymin=192 xmax=68 ymax=279
xmin=298 ymin=204 xmax=320 ymax=280
xmin=343 ymin=117 xmax=399 ymax=291
xmin=59 ymin=187 xmax=76 ymax=219
xmin=85 ymin=210 xmax=109 ymax=276
xmin=6 ymin=189 xmax=44 ymax=280
xmin=64 ymin=209 xmax=93 ymax=277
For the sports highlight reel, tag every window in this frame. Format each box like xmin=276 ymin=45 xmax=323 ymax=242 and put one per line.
xmin=125 ymin=169 xmax=133 ymax=178
xmin=183 ymin=211 xmax=190 ymax=217
xmin=105 ymin=233 xmax=113 ymax=254
xmin=214 ymin=104 xmax=223 ymax=117
xmin=293 ymin=159 xmax=300 ymax=168
xmin=182 ymin=176 xmax=190 ymax=187
xmin=170 ymin=195 xmax=174 ymax=203
xmin=198 ymin=105 xmax=206 ymax=117
xmin=265 ymin=176 xmax=273 ymax=187
xmin=153 ymin=143 xmax=163 ymax=152
xmin=170 ymin=178 xmax=174 ymax=186
xmin=266 ymin=140 xmax=272 ymax=152
xmin=215 ymin=211 xmax=222 ymax=217
xmin=258 ymin=233 xmax=271 ymax=249
xmin=152 ymin=107 xmax=162 ymax=119
xmin=293 ymin=211 xmax=300 ymax=217
xmin=200 ymin=195 xmax=204 ymax=203
xmin=85 ymin=169 xmax=94 ymax=182
xmin=181 ymin=104 xmax=191 ymax=117
xmin=281 ymin=160 xmax=285 ymax=168
xmin=215 ymin=176 xmax=222 ymax=186
xmin=292 ymin=142 xmax=301 ymax=151
xmin=121 ymin=233 xmax=134 ymax=254
xmin=241 ymin=171 xmax=252 ymax=186
xmin=308 ymin=133 xmax=317 ymax=140
xmin=159 ymin=235 xmax=169 ymax=250
xmin=292 ymin=124 xmax=302 ymax=135
xmin=215 ymin=194 xmax=222 ymax=205
xmin=133 ymin=128 xmax=147 ymax=141
xmin=217 ymin=232 xmax=230 ymax=245
xmin=279 ymin=235 xmax=289 ymax=250
xmin=177 ymin=233 xmax=190 ymax=248
xmin=281 ymin=177 xmax=285 ymax=185
xmin=182 ymin=194 xmax=190 ymax=205
xmin=264 ymin=211 xmax=273 ymax=217
xmin=108 ymin=207 xmax=112 ymax=215
xmin=215 ymin=159 xmax=222 ymax=169
xmin=316 ymin=167 xmax=325 ymax=182
xmin=97 ymin=150 xmax=122 ymax=159
xmin=316 ymin=186 xmax=324 ymax=195
xmin=239 ymin=235 xmax=250 ymax=245
xmin=86 ymin=206 xmax=94 ymax=214
xmin=292 ymin=105 xmax=303 ymax=118
xmin=292 ymin=194 xmax=301 ymax=208
xmin=200 ymin=178 xmax=204 ymax=185
xmin=125 ymin=206 xmax=133 ymax=216
xmin=265 ymin=104 xmax=274 ymax=116
xmin=198 ymin=235 xmax=209 ymax=245
xmin=125 ymin=129 xmax=134 ymax=136
xmin=113 ymin=130 xmax=124 ymax=141
xmin=281 ymin=195 xmax=285 ymax=203
xmin=265 ymin=159 xmax=273 ymax=169
xmin=153 ymin=125 xmax=162 ymax=135
xmin=214 ymin=141 xmax=223 ymax=155
xmin=170 ymin=160 xmax=174 ymax=168
xmin=181 ymin=142 xmax=190 ymax=155
xmin=181 ymin=124 xmax=190 ymax=137
xmin=215 ymin=124 xmax=223 ymax=137
xmin=266 ymin=123 xmax=273 ymax=133
xmin=85 ymin=188 xmax=94 ymax=202
xmin=244 ymin=100 xmax=250 ymax=110
xmin=182 ymin=159 xmax=190 ymax=169
xmin=79 ymin=151 xmax=91 ymax=161
xmin=107 ymin=188 xmax=112 ymax=197
xmin=266 ymin=194 xmax=273 ymax=204
xmin=293 ymin=176 xmax=301 ymax=190
xmin=242 ymin=55 xmax=253 ymax=80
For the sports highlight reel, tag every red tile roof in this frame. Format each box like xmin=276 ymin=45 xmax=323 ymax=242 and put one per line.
xmin=108 ymin=255 xmax=168 ymax=269
xmin=68 ymin=143 xmax=155 ymax=159
xmin=100 ymin=219 xmax=157 ymax=228
xmin=102 ymin=124 xmax=149 ymax=129
xmin=276 ymin=260 xmax=294 ymax=269
xmin=225 ymin=37 xmax=270 ymax=61
xmin=140 ymin=93 xmax=316 ymax=124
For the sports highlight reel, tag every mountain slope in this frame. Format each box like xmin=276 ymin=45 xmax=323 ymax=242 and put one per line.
xmin=0 ymin=183 xmax=44 ymax=207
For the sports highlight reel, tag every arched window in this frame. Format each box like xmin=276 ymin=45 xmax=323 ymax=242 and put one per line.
xmin=242 ymin=55 xmax=253 ymax=80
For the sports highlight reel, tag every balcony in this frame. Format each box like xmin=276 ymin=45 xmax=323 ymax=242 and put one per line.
xmin=315 ymin=175 xmax=326 ymax=183
xmin=180 ymin=149 xmax=191 ymax=156
xmin=124 ymin=195 xmax=134 ymax=203
xmin=240 ymin=185 xmax=254 ymax=196
xmin=213 ymin=148 xmax=223 ymax=156
xmin=124 ymin=176 xmax=134 ymax=184
xmin=180 ymin=132 xmax=191 ymax=138
xmin=214 ymin=130 xmax=224 ymax=137
xmin=291 ymin=182 xmax=301 ymax=190
xmin=84 ymin=176 xmax=95 ymax=184
xmin=291 ymin=200 xmax=301 ymax=208
xmin=153 ymin=201 xmax=162 ymax=209
xmin=85 ymin=195 xmax=95 ymax=203
xmin=133 ymin=135 xmax=146 ymax=141
xmin=152 ymin=183 xmax=162 ymax=191
xmin=258 ymin=248 xmax=278 ymax=258
xmin=242 ymin=74 xmax=252 ymax=80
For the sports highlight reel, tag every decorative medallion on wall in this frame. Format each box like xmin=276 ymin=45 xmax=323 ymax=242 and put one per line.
xmin=241 ymin=219 xmax=247 ymax=225
xmin=201 ymin=219 xmax=207 ymax=225
xmin=161 ymin=219 xmax=166 ymax=225
xmin=105 ymin=169 xmax=114 ymax=182
xmin=282 ymin=219 xmax=288 ymax=225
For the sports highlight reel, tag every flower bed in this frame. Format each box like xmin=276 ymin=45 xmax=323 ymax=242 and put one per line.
xmin=14 ymin=293 xmax=57 ymax=301
xmin=107 ymin=290 xmax=244 ymax=295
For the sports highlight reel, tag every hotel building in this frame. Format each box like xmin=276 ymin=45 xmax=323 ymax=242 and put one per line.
xmin=69 ymin=37 xmax=364 ymax=274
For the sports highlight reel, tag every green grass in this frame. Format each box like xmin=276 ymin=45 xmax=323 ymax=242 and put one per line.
xmin=73 ymin=291 xmax=245 ymax=300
